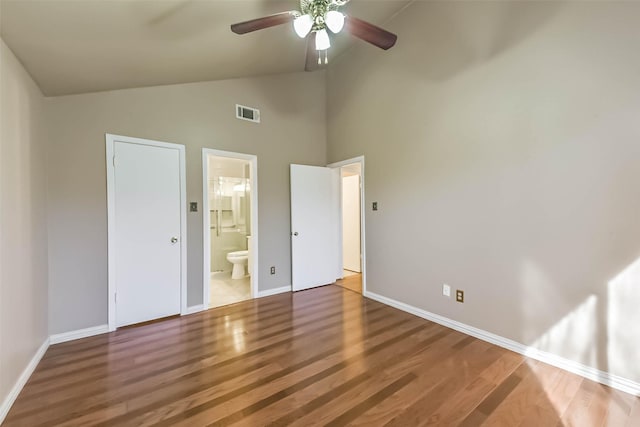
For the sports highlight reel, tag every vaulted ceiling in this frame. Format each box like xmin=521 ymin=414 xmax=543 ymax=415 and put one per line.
xmin=0 ymin=0 xmax=410 ymax=96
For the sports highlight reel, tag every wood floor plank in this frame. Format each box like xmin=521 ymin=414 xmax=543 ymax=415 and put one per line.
xmin=381 ymin=340 xmax=505 ymax=427
xmin=325 ymin=373 xmax=417 ymax=427
xmin=560 ymin=377 xmax=611 ymax=426
xmin=20 ymin=291 xmax=371 ymax=402
xmin=477 ymin=361 xmax=560 ymax=427
xmin=282 ymin=328 xmax=466 ymax=427
xmin=348 ymin=336 xmax=493 ymax=426
xmin=626 ymin=397 xmax=640 ymax=427
xmin=335 ymin=273 xmax=362 ymax=294
xmin=4 ymin=286 xmax=639 ymax=426
xmin=420 ymin=351 xmax=524 ymax=426
xmin=10 ymin=297 xmax=378 ymax=419
xmin=11 ymin=298 xmax=391 ymax=425
xmin=157 ymin=321 xmax=428 ymax=426
xmin=87 ymin=309 xmax=417 ymax=426
xmin=35 ymin=288 xmax=350 ymax=375
xmin=235 ymin=327 xmax=452 ymax=427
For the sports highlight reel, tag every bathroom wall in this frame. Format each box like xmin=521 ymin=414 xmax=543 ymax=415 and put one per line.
xmin=47 ymin=71 xmax=326 ymax=334
xmin=208 ymin=156 xmax=251 ymax=273
xmin=327 ymin=1 xmax=640 ymax=383
xmin=0 ymin=39 xmax=49 ymax=419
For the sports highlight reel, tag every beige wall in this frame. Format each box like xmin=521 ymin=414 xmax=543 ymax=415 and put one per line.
xmin=46 ymin=71 xmax=326 ymax=334
xmin=0 ymin=39 xmax=49 ymax=409
xmin=327 ymin=1 xmax=640 ymax=382
xmin=342 ymin=174 xmax=361 ymax=272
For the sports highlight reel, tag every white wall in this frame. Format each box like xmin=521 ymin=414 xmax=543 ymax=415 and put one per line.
xmin=46 ymin=71 xmax=326 ymax=334
xmin=342 ymin=174 xmax=361 ymax=272
xmin=0 ymin=39 xmax=49 ymax=418
xmin=327 ymin=1 xmax=640 ymax=383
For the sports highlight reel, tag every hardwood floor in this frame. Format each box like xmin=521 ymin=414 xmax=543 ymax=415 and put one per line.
xmin=5 ymin=286 xmax=639 ymax=426
xmin=335 ymin=272 xmax=362 ymax=294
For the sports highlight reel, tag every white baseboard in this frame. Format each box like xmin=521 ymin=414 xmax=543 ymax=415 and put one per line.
xmin=364 ymin=290 xmax=640 ymax=397
xmin=0 ymin=338 xmax=49 ymax=424
xmin=49 ymin=324 xmax=109 ymax=345
xmin=257 ymin=286 xmax=291 ymax=298
xmin=184 ymin=304 xmax=205 ymax=315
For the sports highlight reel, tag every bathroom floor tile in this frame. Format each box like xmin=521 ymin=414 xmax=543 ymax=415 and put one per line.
xmin=210 ymin=271 xmax=251 ymax=308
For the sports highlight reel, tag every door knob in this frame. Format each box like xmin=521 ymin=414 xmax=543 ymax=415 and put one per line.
xmin=171 ymin=237 xmax=179 ymax=243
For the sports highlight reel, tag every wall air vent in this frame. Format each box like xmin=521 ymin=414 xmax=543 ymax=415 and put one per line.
xmin=236 ymin=104 xmax=261 ymax=123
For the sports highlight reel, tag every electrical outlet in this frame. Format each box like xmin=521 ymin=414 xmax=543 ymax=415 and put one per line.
xmin=270 ymin=266 xmax=276 ymax=275
xmin=442 ymin=284 xmax=451 ymax=297
xmin=456 ymin=290 xmax=464 ymax=303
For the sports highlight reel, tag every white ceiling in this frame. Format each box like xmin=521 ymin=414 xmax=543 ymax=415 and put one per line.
xmin=0 ymin=0 xmax=410 ymax=96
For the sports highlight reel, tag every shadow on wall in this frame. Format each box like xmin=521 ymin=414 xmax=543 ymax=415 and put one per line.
xmin=330 ymin=0 xmax=563 ymax=109
xmin=393 ymin=0 xmax=564 ymax=82
xmin=127 ymin=0 xmax=288 ymax=40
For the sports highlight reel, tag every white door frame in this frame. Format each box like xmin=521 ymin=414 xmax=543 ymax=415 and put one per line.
xmin=202 ymin=148 xmax=258 ymax=306
xmin=106 ymin=134 xmax=188 ymax=332
xmin=327 ymin=156 xmax=367 ymax=294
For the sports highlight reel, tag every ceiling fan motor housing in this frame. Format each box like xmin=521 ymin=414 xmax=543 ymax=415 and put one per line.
xmin=300 ymin=0 xmax=346 ymax=30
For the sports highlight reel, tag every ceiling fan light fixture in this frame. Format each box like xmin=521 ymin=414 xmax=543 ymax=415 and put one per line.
xmin=315 ymin=29 xmax=331 ymax=50
xmin=325 ymin=11 xmax=345 ymax=33
xmin=293 ymin=14 xmax=313 ymax=38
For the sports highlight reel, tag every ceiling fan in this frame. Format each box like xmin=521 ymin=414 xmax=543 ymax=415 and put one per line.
xmin=230 ymin=0 xmax=398 ymax=71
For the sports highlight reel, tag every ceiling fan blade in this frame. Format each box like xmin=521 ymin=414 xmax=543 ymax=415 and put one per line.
xmin=344 ymin=16 xmax=397 ymax=50
xmin=231 ymin=11 xmax=298 ymax=35
xmin=305 ymin=32 xmax=319 ymax=71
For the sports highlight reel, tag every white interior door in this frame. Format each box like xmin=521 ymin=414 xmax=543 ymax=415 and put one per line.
xmin=290 ymin=164 xmax=341 ymax=291
xmin=112 ymin=139 xmax=183 ymax=327
xmin=342 ymin=174 xmax=362 ymax=272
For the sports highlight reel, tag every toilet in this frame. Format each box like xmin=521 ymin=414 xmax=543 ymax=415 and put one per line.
xmin=227 ymin=250 xmax=248 ymax=279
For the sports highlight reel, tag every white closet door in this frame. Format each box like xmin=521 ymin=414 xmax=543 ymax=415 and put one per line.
xmin=113 ymin=140 xmax=182 ymax=327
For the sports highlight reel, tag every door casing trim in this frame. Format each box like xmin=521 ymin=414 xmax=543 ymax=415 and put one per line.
xmin=327 ymin=156 xmax=367 ymax=295
xmin=202 ymin=148 xmax=259 ymax=307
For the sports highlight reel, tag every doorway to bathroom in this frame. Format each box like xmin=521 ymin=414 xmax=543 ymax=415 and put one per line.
xmin=202 ymin=149 xmax=258 ymax=309
xmin=329 ymin=157 xmax=365 ymax=295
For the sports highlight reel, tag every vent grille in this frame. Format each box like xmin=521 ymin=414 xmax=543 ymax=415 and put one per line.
xmin=236 ymin=104 xmax=260 ymax=123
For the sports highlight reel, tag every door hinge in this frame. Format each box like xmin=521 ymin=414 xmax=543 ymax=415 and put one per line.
xmin=114 ymin=292 xmax=117 ymax=303
xmin=112 ymin=156 xmax=116 ymax=167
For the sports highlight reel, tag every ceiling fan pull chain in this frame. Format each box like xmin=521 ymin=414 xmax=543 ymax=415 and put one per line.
xmin=317 ymin=51 xmax=321 ymax=65
xmin=324 ymin=50 xmax=328 ymax=65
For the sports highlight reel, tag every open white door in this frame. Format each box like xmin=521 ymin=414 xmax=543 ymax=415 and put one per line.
xmin=290 ymin=164 xmax=341 ymax=292
xmin=107 ymin=135 xmax=186 ymax=329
